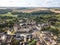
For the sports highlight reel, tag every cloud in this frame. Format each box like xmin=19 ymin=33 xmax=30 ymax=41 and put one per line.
xmin=0 ymin=0 xmax=60 ymax=7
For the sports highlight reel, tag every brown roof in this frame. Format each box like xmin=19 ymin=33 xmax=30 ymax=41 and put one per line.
xmin=36 ymin=41 xmax=41 ymax=45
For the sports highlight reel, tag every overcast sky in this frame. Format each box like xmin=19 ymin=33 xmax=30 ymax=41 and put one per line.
xmin=0 ymin=0 xmax=60 ymax=7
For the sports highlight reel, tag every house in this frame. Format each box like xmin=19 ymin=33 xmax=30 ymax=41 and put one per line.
xmin=0 ymin=33 xmax=12 ymax=45
xmin=36 ymin=41 xmax=41 ymax=45
xmin=17 ymin=28 xmax=31 ymax=33
xmin=52 ymin=40 xmax=57 ymax=45
xmin=15 ymin=33 xmax=24 ymax=41
xmin=0 ymin=32 xmax=13 ymax=45
xmin=40 ymin=22 xmax=50 ymax=28
xmin=0 ymin=33 xmax=7 ymax=42
xmin=6 ymin=35 xmax=13 ymax=43
xmin=15 ymin=32 xmax=32 ymax=42
xmin=13 ymin=23 xmax=20 ymax=32
xmin=19 ymin=42 xmax=28 ymax=45
xmin=41 ymin=31 xmax=53 ymax=37
xmin=36 ymin=26 xmax=42 ymax=31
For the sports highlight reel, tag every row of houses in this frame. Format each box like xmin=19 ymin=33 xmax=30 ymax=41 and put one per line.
xmin=40 ymin=31 xmax=57 ymax=45
xmin=0 ymin=33 xmax=13 ymax=45
xmin=0 ymin=18 xmax=57 ymax=45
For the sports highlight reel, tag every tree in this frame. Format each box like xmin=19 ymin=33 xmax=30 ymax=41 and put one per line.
xmin=11 ymin=38 xmax=20 ymax=45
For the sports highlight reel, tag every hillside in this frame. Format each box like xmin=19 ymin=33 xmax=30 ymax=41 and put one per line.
xmin=12 ymin=7 xmax=60 ymax=13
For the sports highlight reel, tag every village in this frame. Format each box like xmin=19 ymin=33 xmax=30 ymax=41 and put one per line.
xmin=0 ymin=18 xmax=57 ymax=45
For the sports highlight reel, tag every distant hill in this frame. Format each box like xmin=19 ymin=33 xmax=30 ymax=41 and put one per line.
xmin=0 ymin=7 xmax=60 ymax=14
xmin=11 ymin=7 xmax=60 ymax=13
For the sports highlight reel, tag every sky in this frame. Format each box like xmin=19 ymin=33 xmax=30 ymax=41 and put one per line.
xmin=0 ymin=0 xmax=60 ymax=7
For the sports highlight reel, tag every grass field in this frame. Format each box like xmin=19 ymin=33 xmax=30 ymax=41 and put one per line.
xmin=0 ymin=12 xmax=18 ymax=17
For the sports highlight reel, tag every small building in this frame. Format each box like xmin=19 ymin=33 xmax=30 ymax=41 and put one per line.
xmin=36 ymin=41 xmax=41 ymax=45
xmin=15 ymin=32 xmax=32 ymax=42
xmin=0 ymin=33 xmax=7 ymax=42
